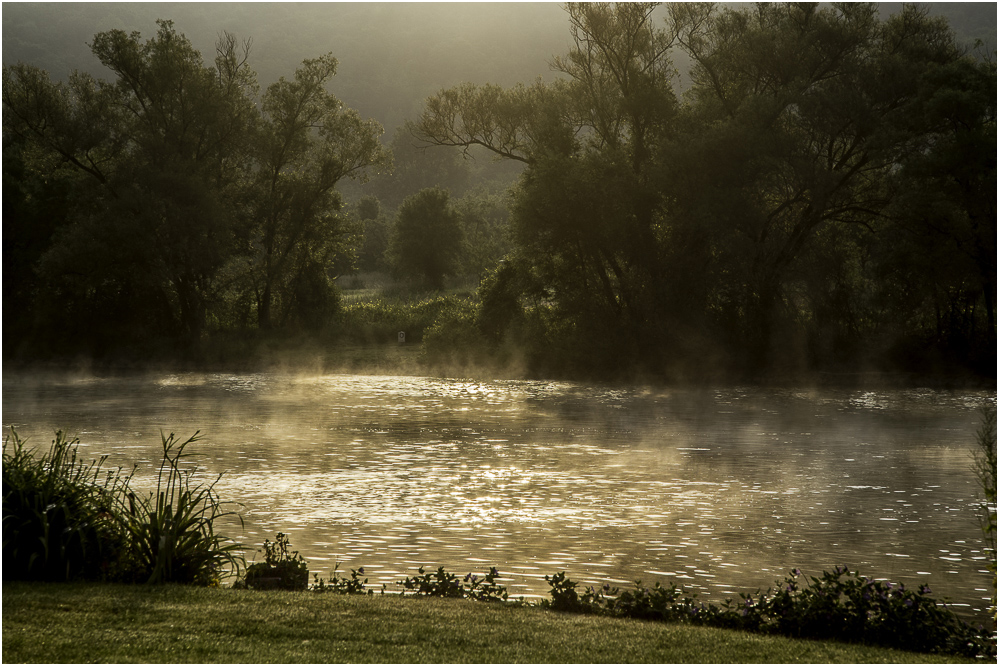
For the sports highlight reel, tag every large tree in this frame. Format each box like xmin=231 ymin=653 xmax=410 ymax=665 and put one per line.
xmin=4 ymin=21 xmax=258 ymax=348
xmin=412 ymin=2 xmax=992 ymax=378
xmin=665 ymin=2 xmax=971 ymax=372
xmin=3 ymin=20 xmax=386 ymax=351
xmin=387 ymin=187 xmax=465 ymax=290
xmin=249 ymin=53 xmax=387 ymax=330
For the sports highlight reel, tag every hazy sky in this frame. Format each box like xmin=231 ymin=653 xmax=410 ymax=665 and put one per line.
xmin=3 ymin=2 xmax=994 ymax=134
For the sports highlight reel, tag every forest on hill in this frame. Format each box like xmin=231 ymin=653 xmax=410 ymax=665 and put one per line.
xmin=2 ymin=3 xmax=996 ymax=383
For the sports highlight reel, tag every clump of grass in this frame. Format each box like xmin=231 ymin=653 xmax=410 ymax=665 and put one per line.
xmin=2 ymin=429 xmax=243 ymax=586
xmin=117 ymin=431 xmax=243 ymax=585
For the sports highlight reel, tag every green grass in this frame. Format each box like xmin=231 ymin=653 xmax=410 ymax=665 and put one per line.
xmin=1 ymin=583 xmax=970 ymax=663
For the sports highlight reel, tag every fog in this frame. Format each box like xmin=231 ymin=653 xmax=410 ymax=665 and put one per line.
xmin=4 ymin=3 xmax=993 ymax=138
xmin=2 ymin=2 xmax=573 ymax=133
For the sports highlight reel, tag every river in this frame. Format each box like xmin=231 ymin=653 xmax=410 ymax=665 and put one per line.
xmin=2 ymin=371 xmax=993 ymax=616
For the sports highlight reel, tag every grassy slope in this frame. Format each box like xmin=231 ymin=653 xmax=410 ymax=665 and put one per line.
xmin=1 ymin=583 xmax=967 ymax=664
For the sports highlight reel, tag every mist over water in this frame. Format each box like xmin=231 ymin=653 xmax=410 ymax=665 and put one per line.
xmin=3 ymin=371 xmax=993 ymax=615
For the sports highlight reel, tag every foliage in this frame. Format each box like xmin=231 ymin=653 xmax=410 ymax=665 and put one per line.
xmin=419 ymin=299 xmax=488 ymax=371
xmin=2 ymin=428 xmax=243 ymax=586
xmin=387 ymin=187 xmax=466 ymax=290
xmin=113 ymin=431 xmax=244 ymax=585
xmin=972 ymin=404 xmax=997 ymax=614
xmin=542 ymin=567 xmax=996 ymax=659
xmin=398 ymin=565 xmax=509 ymax=602
xmin=312 ymin=561 xmax=379 ymax=595
xmin=2 ymin=430 xmax=130 ymax=581
xmin=245 ymin=53 xmax=388 ymax=331
xmin=412 ymin=2 xmax=996 ymax=381
xmin=2 ymin=20 xmax=384 ymax=357
xmin=354 ymin=196 xmax=392 ymax=273
xmin=239 ymin=533 xmax=308 ymax=591
xmin=453 ymin=190 xmax=512 ymax=276
xmin=361 ymin=126 xmax=471 ymax=211
xmin=339 ymin=294 xmax=473 ymax=345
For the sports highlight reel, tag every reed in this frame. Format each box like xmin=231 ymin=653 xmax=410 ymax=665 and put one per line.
xmin=116 ymin=431 xmax=244 ymax=585
xmin=2 ymin=429 xmax=243 ymax=586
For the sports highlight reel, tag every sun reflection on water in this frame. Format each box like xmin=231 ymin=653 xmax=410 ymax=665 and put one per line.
xmin=2 ymin=372 xmax=994 ymax=615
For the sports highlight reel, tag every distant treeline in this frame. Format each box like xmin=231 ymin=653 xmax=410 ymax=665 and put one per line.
xmin=3 ymin=3 xmax=995 ymax=383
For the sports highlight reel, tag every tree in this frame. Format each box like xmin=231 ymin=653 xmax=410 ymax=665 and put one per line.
xmin=412 ymin=2 xmax=988 ymax=379
xmin=3 ymin=20 xmax=388 ymax=351
xmin=361 ymin=126 xmax=471 ymax=211
xmin=414 ymin=3 xmax=686 ymax=374
xmin=249 ymin=53 xmax=387 ymax=330
xmin=878 ymin=54 xmax=996 ymax=372
xmin=666 ymin=2 xmax=968 ymax=372
xmin=388 ymin=187 xmax=465 ymax=290
xmin=3 ymin=20 xmax=258 ymax=348
xmin=453 ymin=190 xmax=512 ymax=276
xmin=354 ymin=196 xmax=391 ymax=273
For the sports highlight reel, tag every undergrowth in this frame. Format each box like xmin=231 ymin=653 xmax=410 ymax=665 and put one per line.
xmin=238 ymin=532 xmax=993 ymax=659
xmin=2 ymin=429 xmax=243 ymax=586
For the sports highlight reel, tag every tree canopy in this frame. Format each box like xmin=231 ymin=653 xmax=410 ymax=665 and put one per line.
xmin=3 ymin=21 xmax=386 ymax=355
xmin=414 ymin=2 xmax=996 ymax=380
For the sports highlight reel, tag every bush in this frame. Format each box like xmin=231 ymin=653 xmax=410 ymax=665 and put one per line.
xmin=2 ymin=430 xmax=130 ymax=581
xmin=542 ymin=567 xmax=996 ymax=659
xmin=2 ymin=428 xmax=243 ymax=586
xmin=972 ymin=403 xmax=997 ymax=615
xmin=239 ymin=533 xmax=308 ymax=591
xmin=398 ymin=566 xmax=508 ymax=602
xmin=313 ymin=561 xmax=378 ymax=595
xmin=339 ymin=294 xmax=473 ymax=345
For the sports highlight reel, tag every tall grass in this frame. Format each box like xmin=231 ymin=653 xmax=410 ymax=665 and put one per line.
xmin=118 ymin=431 xmax=244 ymax=585
xmin=2 ymin=429 xmax=243 ymax=585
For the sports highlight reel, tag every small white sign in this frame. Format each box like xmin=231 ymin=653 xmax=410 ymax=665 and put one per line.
xmin=398 ymin=331 xmax=406 ymax=343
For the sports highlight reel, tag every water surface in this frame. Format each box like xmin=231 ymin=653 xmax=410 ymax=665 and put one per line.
xmin=3 ymin=372 xmax=993 ymax=615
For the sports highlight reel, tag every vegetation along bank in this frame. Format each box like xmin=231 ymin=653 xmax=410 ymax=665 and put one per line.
xmin=2 ymin=2 xmax=995 ymax=384
xmin=3 ymin=408 xmax=996 ymax=660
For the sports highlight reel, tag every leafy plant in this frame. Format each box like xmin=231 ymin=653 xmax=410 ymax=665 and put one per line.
xmin=972 ymin=403 xmax=997 ymax=616
xmin=116 ymin=431 xmax=244 ymax=585
xmin=398 ymin=565 xmax=508 ymax=602
xmin=2 ymin=429 xmax=130 ymax=581
xmin=240 ymin=533 xmax=308 ymax=591
xmin=312 ymin=561 xmax=379 ymax=595
xmin=542 ymin=567 xmax=995 ymax=659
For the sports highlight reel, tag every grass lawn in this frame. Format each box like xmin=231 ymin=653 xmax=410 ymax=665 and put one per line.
xmin=1 ymin=582 xmax=972 ymax=663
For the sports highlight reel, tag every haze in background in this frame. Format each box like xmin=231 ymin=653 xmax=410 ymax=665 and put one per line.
xmin=4 ymin=2 xmax=993 ymax=138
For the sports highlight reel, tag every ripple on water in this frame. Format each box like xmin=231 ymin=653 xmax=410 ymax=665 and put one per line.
xmin=2 ymin=372 xmax=993 ymax=614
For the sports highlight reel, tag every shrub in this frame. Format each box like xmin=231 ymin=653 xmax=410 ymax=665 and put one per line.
xmin=399 ymin=566 xmax=508 ymax=602
xmin=972 ymin=403 xmax=997 ymax=615
xmin=2 ymin=428 xmax=243 ymax=586
xmin=339 ymin=295 xmax=472 ymax=345
xmin=313 ymin=561 xmax=378 ymax=595
xmin=2 ymin=429 xmax=130 ymax=581
xmin=543 ymin=567 xmax=996 ymax=659
xmin=239 ymin=533 xmax=308 ymax=591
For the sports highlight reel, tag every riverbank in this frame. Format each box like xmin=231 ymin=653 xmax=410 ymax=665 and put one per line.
xmin=1 ymin=582 xmax=970 ymax=663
